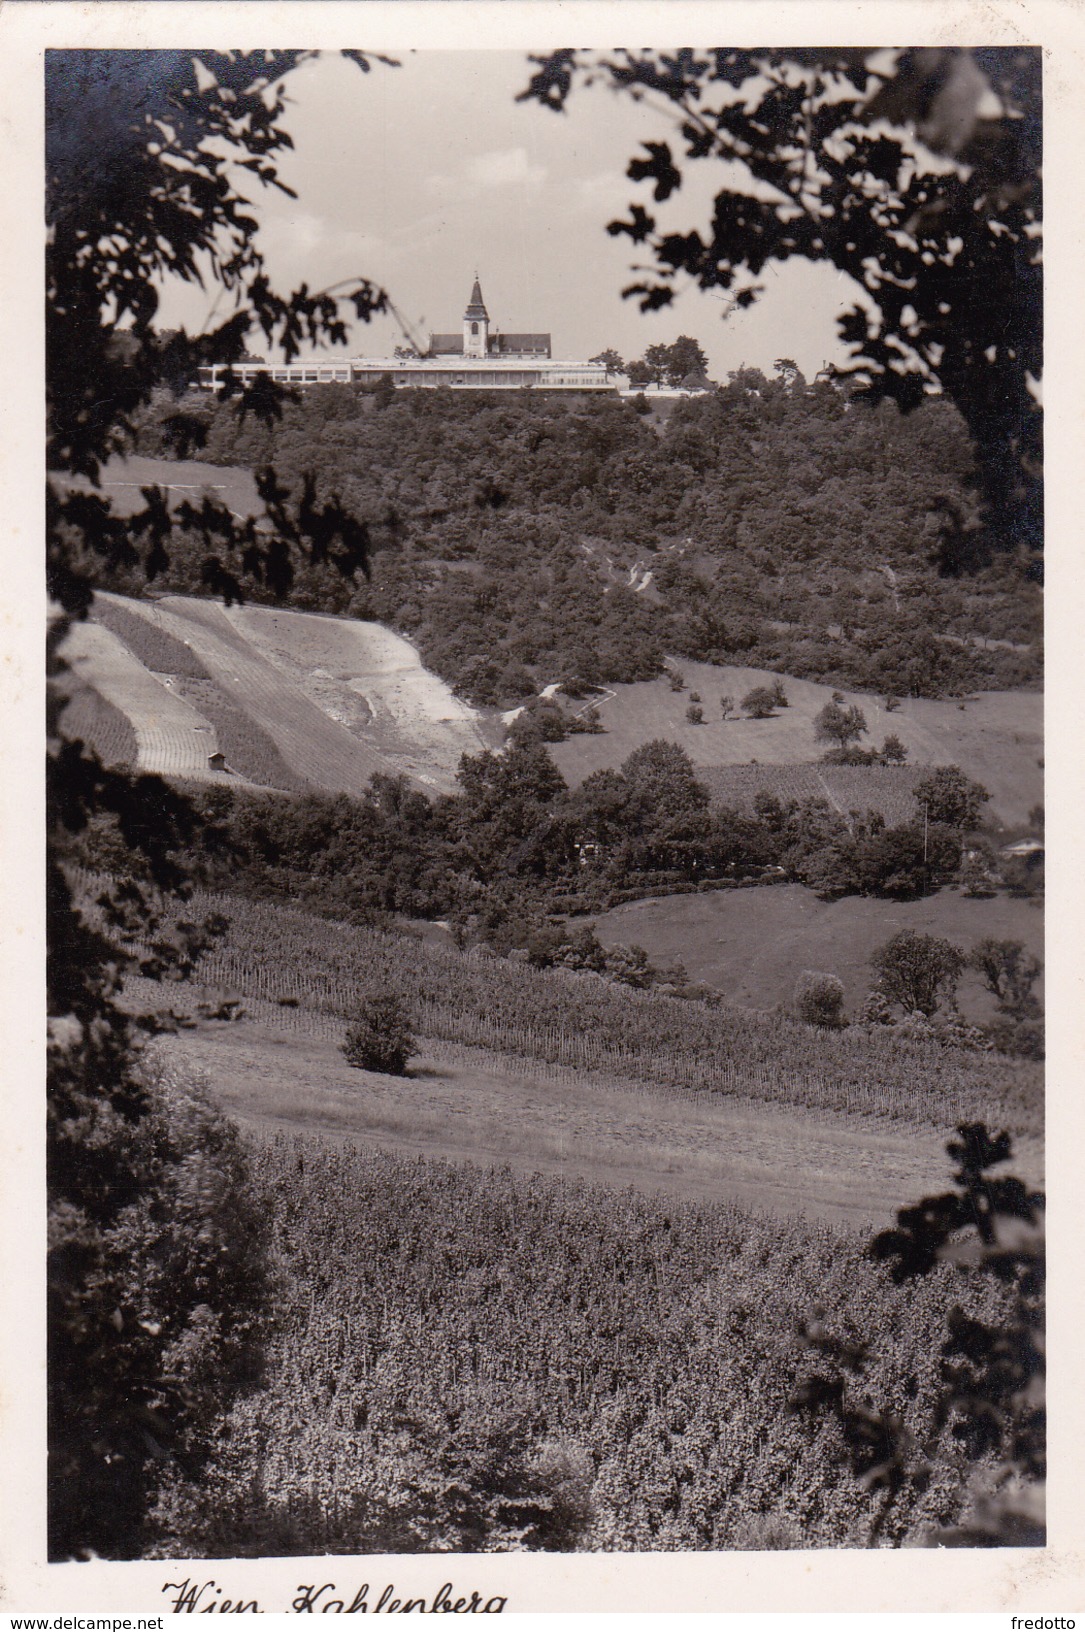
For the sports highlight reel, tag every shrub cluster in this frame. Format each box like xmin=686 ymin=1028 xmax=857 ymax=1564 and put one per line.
xmin=342 ymin=993 xmax=416 ymax=1076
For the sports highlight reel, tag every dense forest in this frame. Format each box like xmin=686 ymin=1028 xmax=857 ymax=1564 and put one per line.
xmin=119 ymin=370 xmax=1042 ymax=707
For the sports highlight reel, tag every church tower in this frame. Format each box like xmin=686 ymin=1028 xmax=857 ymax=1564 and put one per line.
xmin=462 ymin=275 xmax=490 ymax=359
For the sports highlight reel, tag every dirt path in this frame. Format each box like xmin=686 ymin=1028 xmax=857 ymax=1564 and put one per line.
xmin=815 ymin=769 xmax=849 ymax=820
xmin=153 ymin=1019 xmax=1041 ymax=1229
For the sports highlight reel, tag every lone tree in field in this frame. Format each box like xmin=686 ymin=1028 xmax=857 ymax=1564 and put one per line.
xmin=794 ymin=971 xmax=846 ymax=1029
xmin=870 ymin=930 xmax=964 ymax=1017
xmin=741 ymin=686 xmax=778 ymax=719
xmin=913 ymin=765 xmax=991 ymax=830
xmin=815 ymin=699 xmax=868 ymax=751
xmin=969 ymin=938 xmax=1042 ymax=1019
xmin=343 ymin=992 xmax=416 ymax=1076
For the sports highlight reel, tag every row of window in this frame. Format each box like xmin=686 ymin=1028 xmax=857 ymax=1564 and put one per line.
xmin=197 ymin=364 xmax=612 ymax=391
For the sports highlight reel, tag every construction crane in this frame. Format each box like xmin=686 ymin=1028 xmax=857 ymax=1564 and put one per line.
xmin=387 ymin=299 xmax=430 ymax=359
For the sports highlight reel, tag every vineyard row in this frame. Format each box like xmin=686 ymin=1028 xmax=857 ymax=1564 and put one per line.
xmin=87 ymin=874 xmax=1041 ymax=1132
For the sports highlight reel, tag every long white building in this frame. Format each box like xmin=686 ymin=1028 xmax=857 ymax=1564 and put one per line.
xmin=199 ymin=278 xmax=616 ymax=394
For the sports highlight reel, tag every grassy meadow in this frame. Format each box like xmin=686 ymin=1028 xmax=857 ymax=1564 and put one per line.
xmin=587 ymin=883 xmax=1044 ymax=1019
xmin=69 ymin=591 xmax=494 ymax=796
xmin=549 ymin=658 xmax=1042 ymax=826
xmin=98 ymin=879 xmax=1042 ymax=1143
xmin=150 ymin=1015 xmax=975 ymax=1228
xmin=53 ymin=452 xmax=263 ymax=520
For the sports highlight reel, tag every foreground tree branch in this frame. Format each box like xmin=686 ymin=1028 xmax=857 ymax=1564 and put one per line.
xmin=522 ymin=47 xmax=1041 ymax=564
xmin=46 ymin=48 xmax=394 ymax=1557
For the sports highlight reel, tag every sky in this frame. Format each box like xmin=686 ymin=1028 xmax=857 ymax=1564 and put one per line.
xmin=158 ymin=50 xmax=865 ymax=381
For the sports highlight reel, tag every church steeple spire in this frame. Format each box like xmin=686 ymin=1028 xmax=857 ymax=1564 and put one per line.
xmin=463 ymin=273 xmax=490 ymax=357
xmin=464 ymin=274 xmax=489 ymax=322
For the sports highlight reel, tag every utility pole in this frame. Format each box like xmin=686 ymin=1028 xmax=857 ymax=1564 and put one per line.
xmin=922 ymin=799 xmax=929 ymax=894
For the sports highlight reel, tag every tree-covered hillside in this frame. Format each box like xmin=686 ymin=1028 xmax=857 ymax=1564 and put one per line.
xmin=125 ymin=370 xmax=1041 ymax=706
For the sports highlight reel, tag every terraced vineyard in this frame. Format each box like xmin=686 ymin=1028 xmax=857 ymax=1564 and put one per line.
xmin=699 ymin=762 xmax=924 ymax=825
xmin=81 ymin=592 xmax=491 ymax=795
xmin=106 ymin=595 xmax=385 ymax=796
xmin=224 ymin=602 xmax=490 ymax=788
xmin=56 ymin=679 xmax=139 ymax=769
xmin=61 ymin=620 xmax=225 ymax=782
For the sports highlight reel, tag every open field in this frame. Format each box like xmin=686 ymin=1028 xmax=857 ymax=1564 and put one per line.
xmin=588 ymin=883 xmax=1044 ymax=1018
xmin=150 ymin=1015 xmax=1040 ymax=1229
xmin=61 ymin=619 xmax=226 ymax=782
xmin=549 ymin=658 xmax=1042 ymax=826
xmin=89 ymin=592 xmax=490 ymax=795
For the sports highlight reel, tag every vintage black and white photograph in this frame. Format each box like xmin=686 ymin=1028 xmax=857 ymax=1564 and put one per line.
xmin=34 ymin=20 xmax=1052 ymax=1593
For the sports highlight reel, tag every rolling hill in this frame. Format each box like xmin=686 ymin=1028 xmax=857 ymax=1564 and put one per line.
xmin=64 ymin=589 xmax=1043 ymax=835
xmin=55 ymin=455 xmax=1041 ymax=825
xmin=549 ymin=657 xmax=1042 ymax=827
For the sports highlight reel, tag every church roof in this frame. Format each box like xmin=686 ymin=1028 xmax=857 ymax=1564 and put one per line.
xmin=491 ymin=333 xmax=550 ymax=354
xmin=428 ymin=332 xmax=552 ymax=358
xmin=464 ymin=277 xmax=489 ymax=320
